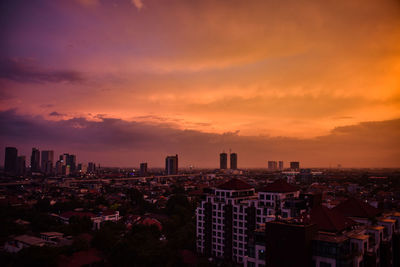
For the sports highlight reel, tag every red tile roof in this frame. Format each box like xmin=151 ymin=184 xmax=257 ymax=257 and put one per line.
xmin=310 ymin=205 xmax=357 ymax=232
xmin=260 ymin=179 xmax=299 ymax=193
xmin=216 ymin=178 xmax=253 ymax=190
xmin=333 ymin=197 xmax=381 ymax=218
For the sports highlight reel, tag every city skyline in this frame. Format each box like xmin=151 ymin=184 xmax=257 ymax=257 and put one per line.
xmin=1 ymin=0 xmax=400 ymax=168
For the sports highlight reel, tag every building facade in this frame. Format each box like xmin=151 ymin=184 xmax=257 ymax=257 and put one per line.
xmin=165 ymin=154 xmax=178 ymax=175
xmin=220 ymin=153 xmax=228 ymax=169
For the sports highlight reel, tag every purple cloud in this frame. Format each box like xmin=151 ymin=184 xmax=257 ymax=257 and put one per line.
xmin=0 ymin=58 xmax=84 ymax=83
xmin=0 ymin=109 xmax=399 ymax=168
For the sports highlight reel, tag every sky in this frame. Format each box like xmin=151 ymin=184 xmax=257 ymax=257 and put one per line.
xmin=1 ymin=0 xmax=400 ymax=168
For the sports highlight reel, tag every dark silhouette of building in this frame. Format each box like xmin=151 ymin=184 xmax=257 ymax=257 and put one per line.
xmin=140 ymin=162 xmax=148 ymax=176
xmin=279 ymin=161 xmax=284 ymax=170
xmin=290 ymin=161 xmax=300 ymax=170
xmin=165 ymin=154 xmax=178 ymax=175
xmin=230 ymin=152 xmax=237 ymax=169
xmin=4 ymin=147 xmax=18 ymax=174
xmin=16 ymin=156 xmax=26 ymax=176
xmin=41 ymin=150 xmax=54 ymax=175
xmin=67 ymin=154 xmax=76 ymax=173
xmin=265 ymin=220 xmax=318 ymax=267
xmin=220 ymin=152 xmax=227 ymax=169
xmin=30 ymin=148 xmax=40 ymax=172
xmin=268 ymin=161 xmax=277 ymax=170
xmin=87 ymin=162 xmax=96 ymax=173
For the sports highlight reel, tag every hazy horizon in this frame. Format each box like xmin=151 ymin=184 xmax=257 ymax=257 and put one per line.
xmin=1 ymin=0 xmax=399 ymax=168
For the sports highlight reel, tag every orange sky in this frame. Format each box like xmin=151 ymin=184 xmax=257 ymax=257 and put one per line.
xmin=1 ymin=0 xmax=400 ymax=167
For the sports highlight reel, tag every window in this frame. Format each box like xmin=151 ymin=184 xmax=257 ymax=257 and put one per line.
xmin=258 ymin=249 xmax=265 ymax=260
xmin=266 ymin=194 xmax=271 ymax=200
xmin=260 ymin=194 xmax=264 ymax=200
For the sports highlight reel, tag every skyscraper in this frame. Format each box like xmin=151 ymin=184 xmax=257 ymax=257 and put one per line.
xmin=290 ymin=161 xmax=300 ymax=170
xmin=278 ymin=161 xmax=284 ymax=170
xmin=165 ymin=154 xmax=178 ymax=175
xmin=220 ymin=152 xmax=227 ymax=169
xmin=30 ymin=148 xmax=40 ymax=172
xmin=67 ymin=154 xmax=76 ymax=173
xmin=87 ymin=162 xmax=96 ymax=173
xmin=140 ymin=162 xmax=148 ymax=176
xmin=230 ymin=152 xmax=237 ymax=170
xmin=268 ymin=161 xmax=277 ymax=170
xmin=41 ymin=150 xmax=54 ymax=175
xmin=4 ymin=147 xmax=18 ymax=174
xmin=16 ymin=156 xmax=26 ymax=176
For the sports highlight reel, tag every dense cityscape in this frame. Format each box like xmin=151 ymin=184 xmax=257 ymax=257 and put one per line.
xmin=1 ymin=146 xmax=400 ymax=266
xmin=2 ymin=0 xmax=400 ymax=266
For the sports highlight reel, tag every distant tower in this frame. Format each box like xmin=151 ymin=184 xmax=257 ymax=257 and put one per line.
xmin=165 ymin=155 xmax=178 ymax=175
xmin=140 ymin=162 xmax=148 ymax=176
xmin=279 ymin=161 xmax=284 ymax=170
xmin=87 ymin=162 xmax=96 ymax=173
xmin=67 ymin=154 xmax=76 ymax=174
xmin=41 ymin=150 xmax=54 ymax=175
xmin=220 ymin=152 xmax=227 ymax=169
xmin=290 ymin=161 xmax=300 ymax=170
xmin=4 ymin=147 xmax=18 ymax=174
xmin=230 ymin=152 xmax=237 ymax=170
xmin=30 ymin=148 xmax=40 ymax=172
xmin=16 ymin=156 xmax=26 ymax=176
xmin=268 ymin=161 xmax=277 ymax=170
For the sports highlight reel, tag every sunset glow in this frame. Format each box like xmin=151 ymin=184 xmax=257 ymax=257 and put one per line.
xmin=1 ymin=0 xmax=400 ymax=167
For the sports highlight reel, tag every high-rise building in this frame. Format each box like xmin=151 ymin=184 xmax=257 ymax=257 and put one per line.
xmin=268 ymin=161 xmax=277 ymax=170
xmin=16 ymin=156 xmax=26 ymax=176
xmin=278 ymin=161 xmax=284 ymax=170
xmin=4 ymin=147 xmax=18 ymax=174
xmin=196 ymin=178 xmax=300 ymax=264
xmin=67 ymin=154 xmax=76 ymax=173
xmin=41 ymin=150 xmax=54 ymax=175
xmin=220 ymin=153 xmax=227 ymax=169
xmin=77 ymin=163 xmax=87 ymax=174
xmin=87 ymin=162 xmax=96 ymax=173
xmin=165 ymin=154 xmax=178 ymax=175
xmin=290 ymin=161 xmax=300 ymax=170
xmin=140 ymin=162 xmax=148 ymax=176
xmin=30 ymin=148 xmax=40 ymax=172
xmin=230 ymin=152 xmax=237 ymax=170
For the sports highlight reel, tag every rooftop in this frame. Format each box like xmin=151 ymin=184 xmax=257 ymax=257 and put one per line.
xmin=14 ymin=235 xmax=46 ymax=246
xmin=333 ymin=198 xmax=381 ymax=219
xmin=310 ymin=205 xmax=357 ymax=233
xmin=216 ymin=178 xmax=253 ymax=191
xmin=260 ymin=179 xmax=299 ymax=193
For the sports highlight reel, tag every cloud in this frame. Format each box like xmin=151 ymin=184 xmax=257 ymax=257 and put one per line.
xmin=0 ymin=109 xmax=399 ymax=168
xmin=131 ymin=0 xmax=144 ymax=10
xmin=0 ymin=58 xmax=84 ymax=83
xmin=49 ymin=111 xmax=66 ymax=117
